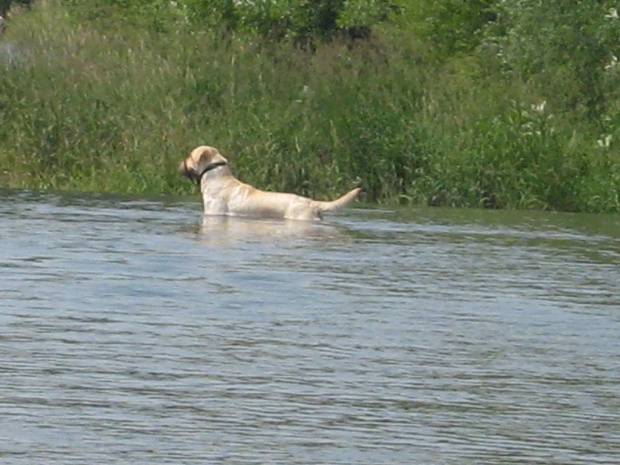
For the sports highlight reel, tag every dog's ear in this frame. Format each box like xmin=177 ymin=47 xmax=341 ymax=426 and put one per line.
xmin=202 ymin=148 xmax=228 ymax=166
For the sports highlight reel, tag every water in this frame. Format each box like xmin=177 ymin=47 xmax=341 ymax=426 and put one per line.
xmin=1 ymin=189 xmax=618 ymax=464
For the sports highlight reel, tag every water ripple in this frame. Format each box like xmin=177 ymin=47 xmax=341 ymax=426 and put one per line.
xmin=0 ymin=190 xmax=618 ymax=464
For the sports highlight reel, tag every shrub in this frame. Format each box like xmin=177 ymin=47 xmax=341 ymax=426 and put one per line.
xmin=1 ymin=0 xmax=618 ymax=212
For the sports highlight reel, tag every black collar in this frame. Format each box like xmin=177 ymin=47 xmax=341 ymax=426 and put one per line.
xmin=197 ymin=161 xmax=227 ymax=184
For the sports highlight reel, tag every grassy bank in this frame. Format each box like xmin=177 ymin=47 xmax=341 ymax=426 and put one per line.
xmin=1 ymin=2 xmax=618 ymax=212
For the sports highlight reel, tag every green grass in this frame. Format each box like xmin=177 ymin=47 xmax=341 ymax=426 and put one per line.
xmin=0 ymin=1 xmax=618 ymax=212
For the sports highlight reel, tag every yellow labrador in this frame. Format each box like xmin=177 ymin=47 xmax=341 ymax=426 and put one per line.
xmin=180 ymin=145 xmax=361 ymax=220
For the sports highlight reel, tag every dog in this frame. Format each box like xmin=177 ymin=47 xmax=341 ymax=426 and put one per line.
xmin=179 ymin=145 xmax=361 ymax=220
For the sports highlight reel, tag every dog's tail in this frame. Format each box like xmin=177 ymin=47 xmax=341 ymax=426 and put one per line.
xmin=314 ymin=187 xmax=362 ymax=214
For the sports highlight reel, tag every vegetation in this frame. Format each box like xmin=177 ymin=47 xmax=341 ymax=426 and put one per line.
xmin=0 ymin=0 xmax=618 ymax=212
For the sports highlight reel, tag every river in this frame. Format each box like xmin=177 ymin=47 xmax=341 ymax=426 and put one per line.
xmin=1 ymin=189 xmax=618 ymax=464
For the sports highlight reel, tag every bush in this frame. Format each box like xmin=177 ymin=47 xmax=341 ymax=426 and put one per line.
xmin=480 ymin=0 xmax=620 ymax=119
xmin=1 ymin=0 xmax=618 ymax=212
xmin=61 ymin=0 xmax=398 ymax=42
xmin=1 ymin=0 xmax=35 ymax=16
xmin=395 ymin=0 xmax=498 ymax=56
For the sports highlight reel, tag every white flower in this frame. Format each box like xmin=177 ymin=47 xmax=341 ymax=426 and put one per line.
xmin=597 ymin=134 xmax=612 ymax=148
xmin=605 ymin=55 xmax=618 ymax=70
xmin=531 ymin=101 xmax=546 ymax=113
xmin=605 ymin=8 xmax=619 ymax=20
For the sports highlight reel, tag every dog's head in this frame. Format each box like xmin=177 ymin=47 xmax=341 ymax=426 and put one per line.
xmin=179 ymin=145 xmax=229 ymax=184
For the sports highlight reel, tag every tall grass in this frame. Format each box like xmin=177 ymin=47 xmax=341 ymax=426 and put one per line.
xmin=1 ymin=1 xmax=618 ymax=212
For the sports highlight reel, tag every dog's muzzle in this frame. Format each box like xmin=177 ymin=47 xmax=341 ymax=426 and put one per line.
xmin=179 ymin=160 xmax=200 ymax=182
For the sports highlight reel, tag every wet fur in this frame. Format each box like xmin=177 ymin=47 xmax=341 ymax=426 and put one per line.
xmin=179 ymin=146 xmax=361 ymax=221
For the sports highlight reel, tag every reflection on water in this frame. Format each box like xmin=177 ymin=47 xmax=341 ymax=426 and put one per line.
xmin=0 ymin=189 xmax=618 ymax=465
xmin=195 ymin=215 xmax=349 ymax=245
